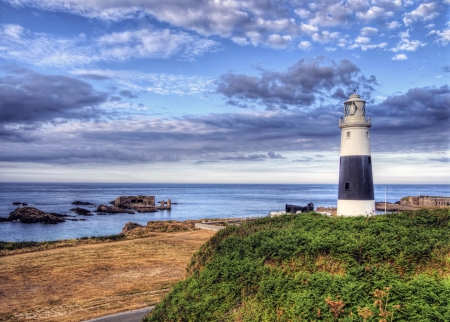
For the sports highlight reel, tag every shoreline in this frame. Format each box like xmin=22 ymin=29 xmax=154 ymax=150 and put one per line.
xmin=3 ymin=205 xmax=449 ymax=254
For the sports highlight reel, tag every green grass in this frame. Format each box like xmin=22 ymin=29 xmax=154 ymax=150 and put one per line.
xmin=146 ymin=208 xmax=450 ymax=321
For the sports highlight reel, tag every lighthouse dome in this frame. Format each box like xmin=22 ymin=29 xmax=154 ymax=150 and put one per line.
xmin=344 ymin=92 xmax=366 ymax=117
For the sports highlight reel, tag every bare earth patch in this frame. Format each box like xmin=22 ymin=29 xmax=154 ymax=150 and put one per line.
xmin=0 ymin=230 xmax=215 ymax=322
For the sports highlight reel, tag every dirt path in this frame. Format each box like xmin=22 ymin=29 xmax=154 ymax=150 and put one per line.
xmin=0 ymin=230 xmax=214 ymax=322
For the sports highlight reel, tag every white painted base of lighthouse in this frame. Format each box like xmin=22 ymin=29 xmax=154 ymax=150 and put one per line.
xmin=337 ymin=200 xmax=375 ymax=216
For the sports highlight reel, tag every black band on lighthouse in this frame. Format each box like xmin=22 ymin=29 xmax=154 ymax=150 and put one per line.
xmin=338 ymin=155 xmax=374 ymax=200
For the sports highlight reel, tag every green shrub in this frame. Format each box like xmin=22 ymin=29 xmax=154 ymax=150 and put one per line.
xmin=146 ymin=208 xmax=450 ymax=321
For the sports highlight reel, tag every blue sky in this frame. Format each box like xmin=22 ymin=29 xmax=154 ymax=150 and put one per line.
xmin=0 ymin=0 xmax=449 ymax=183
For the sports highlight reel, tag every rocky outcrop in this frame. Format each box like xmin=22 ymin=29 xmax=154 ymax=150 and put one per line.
xmin=132 ymin=206 xmax=158 ymax=213
xmin=96 ymin=204 xmax=135 ymax=214
xmin=72 ymin=201 xmax=95 ymax=206
xmin=121 ymin=222 xmax=144 ymax=234
xmin=8 ymin=207 xmax=67 ymax=224
xmin=70 ymin=207 xmax=93 ymax=216
xmin=12 ymin=202 xmax=28 ymax=206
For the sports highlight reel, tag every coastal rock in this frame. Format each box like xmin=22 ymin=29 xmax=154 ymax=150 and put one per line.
xmin=8 ymin=207 xmax=66 ymax=224
xmin=0 ymin=217 xmax=9 ymax=222
xmin=96 ymin=204 xmax=135 ymax=214
xmin=121 ymin=222 xmax=144 ymax=234
xmin=72 ymin=201 xmax=95 ymax=206
xmin=133 ymin=206 xmax=158 ymax=213
xmin=12 ymin=202 xmax=28 ymax=206
xmin=70 ymin=207 xmax=93 ymax=216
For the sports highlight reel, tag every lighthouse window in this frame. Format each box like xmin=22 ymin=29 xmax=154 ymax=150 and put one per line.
xmin=346 ymin=131 xmax=351 ymax=138
xmin=366 ymin=131 xmax=369 ymax=139
xmin=345 ymin=182 xmax=350 ymax=190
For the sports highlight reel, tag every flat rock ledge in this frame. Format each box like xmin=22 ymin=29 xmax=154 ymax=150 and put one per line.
xmin=7 ymin=207 xmax=68 ymax=224
xmin=96 ymin=204 xmax=135 ymax=214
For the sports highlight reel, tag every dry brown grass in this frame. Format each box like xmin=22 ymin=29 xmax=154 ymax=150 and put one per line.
xmin=0 ymin=230 xmax=215 ymax=322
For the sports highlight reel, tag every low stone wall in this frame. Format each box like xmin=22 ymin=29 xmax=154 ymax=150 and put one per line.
xmin=194 ymin=223 xmax=225 ymax=232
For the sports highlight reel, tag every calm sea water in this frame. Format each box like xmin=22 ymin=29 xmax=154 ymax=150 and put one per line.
xmin=0 ymin=183 xmax=448 ymax=242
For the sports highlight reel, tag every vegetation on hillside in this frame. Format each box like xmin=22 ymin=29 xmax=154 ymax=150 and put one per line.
xmin=146 ymin=209 xmax=450 ymax=321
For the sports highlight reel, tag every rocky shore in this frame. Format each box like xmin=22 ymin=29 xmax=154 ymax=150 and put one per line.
xmin=1 ymin=196 xmax=175 ymax=225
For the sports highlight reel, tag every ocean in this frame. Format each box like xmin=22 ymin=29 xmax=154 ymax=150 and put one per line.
xmin=0 ymin=183 xmax=448 ymax=242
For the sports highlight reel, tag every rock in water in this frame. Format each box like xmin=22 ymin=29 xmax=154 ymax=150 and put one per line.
xmin=72 ymin=201 xmax=95 ymax=206
xmin=96 ymin=204 xmax=135 ymax=214
xmin=8 ymin=207 xmax=66 ymax=224
xmin=12 ymin=202 xmax=28 ymax=206
xmin=121 ymin=222 xmax=144 ymax=234
xmin=69 ymin=207 xmax=93 ymax=216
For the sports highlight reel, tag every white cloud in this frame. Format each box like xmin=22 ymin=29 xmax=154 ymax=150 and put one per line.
xmin=231 ymin=37 xmax=249 ymax=46
xmin=403 ymin=2 xmax=439 ymax=26
xmin=372 ymin=0 xmax=402 ymax=10
xmin=0 ymin=24 xmax=219 ymax=67
xmin=360 ymin=27 xmax=378 ymax=36
xmin=386 ymin=21 xmax=401 ymax=30
xmin=266 ymin=34 xmax=292 ymax=48
xmin=392 ymin=53 xmax=408 ymax=60
xmin=312 ymin=31 xmax=340 ymax=44
xmin=298 ymin=41 xmax=312 ymax=50
xmin=325 ymin=47 xmax=337 ymax=52
xmin=0 ymin=23 xmax=93 ymax=67
xmin=337 ymin=38 xmax=348 ymax=48
xmin=347 ymin=0 xmax=371 ymax=11
xmin=355 ymin=36 xmax=371 ymax=44
xmin=348 ymin=42 xmax=387 ymax=51
xmin=428 ymin=29 xmax=450 ymax=46
xmin=71 ymin=69 xmax=215 ymax=96
xmin=356 ymin=6 xmax=385 ymax=20
xmin=392 ymin=38 xmax=426 ymax=51
xmin=96 ymin=29 xmax=220 ymax=61
xmin=398 ymin=29 xmax=410 ymax=39
xmin=1 ymin=24 xmax=24 ymax=38
xmin=300 ymin=23 xmax=318 ymax=35
xmin=307 ymin=2 xmax=352 ymax=27
xmin=294 ymin=8 xmax=310 ymax=19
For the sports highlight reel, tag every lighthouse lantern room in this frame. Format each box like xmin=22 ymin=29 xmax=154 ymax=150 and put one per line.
xmin=337 ymin=92 xmax=375 ymax=216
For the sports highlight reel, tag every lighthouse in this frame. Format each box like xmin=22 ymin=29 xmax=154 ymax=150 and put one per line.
xmin=337 ymin=92 xmax=375 ymax=216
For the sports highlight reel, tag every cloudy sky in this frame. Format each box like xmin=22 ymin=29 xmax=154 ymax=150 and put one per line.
xmin=0 ymin=0 xmax=449 ymax=183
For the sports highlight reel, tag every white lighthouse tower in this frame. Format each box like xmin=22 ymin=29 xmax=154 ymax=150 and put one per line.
xmin=337 ymin=92 xmax=375 ymax=216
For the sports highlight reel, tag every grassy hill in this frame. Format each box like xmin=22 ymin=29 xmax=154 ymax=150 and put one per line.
xmin=145 ymin=209 xmax=450 ymax=321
